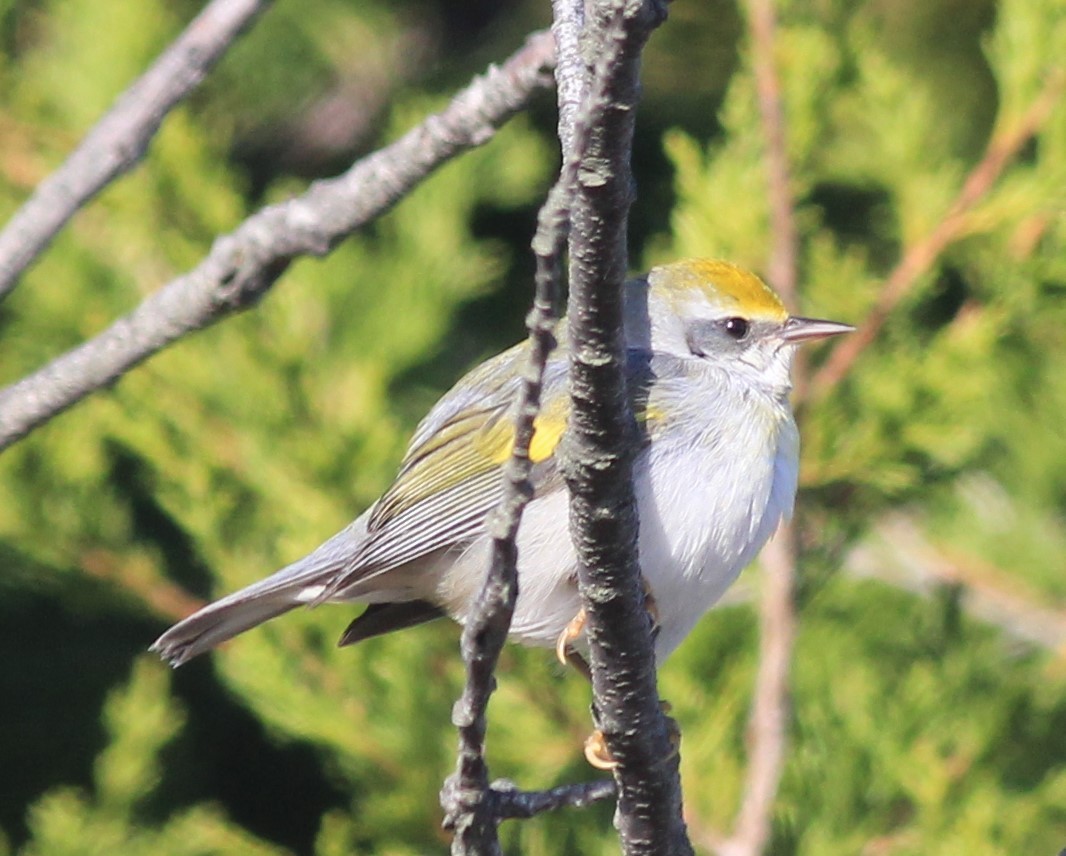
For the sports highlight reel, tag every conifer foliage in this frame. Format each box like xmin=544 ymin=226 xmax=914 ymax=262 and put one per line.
xmin=0 ymin=0 xmax=1063 ymax=853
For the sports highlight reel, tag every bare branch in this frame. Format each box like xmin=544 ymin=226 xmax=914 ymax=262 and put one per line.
xmin=848 ymin=514 xmax=1066 ymax=654
xmin=551 ymin=0 xmax=590 ymax=155
xmin=81 ymin=549 xmax=205 ymax=622
xmin=491 ymin=778 xmax=617 ymax=819
xmin=808 ymin=71 xmax=1065 ymax=400
xmin=440 ymin=115 xmax=568 ymax=856
xmin=562 ymin=1 xmax=691 ymax=853
xmin=0 ymin=31 xmax=556 ymax=453
xmin=446 ymin=776 xmax=617 ymax=845
xmin=749 ymin=0 xmax=797 ymax=308
xmin=0 ymin=0 xmax=272 ymax=301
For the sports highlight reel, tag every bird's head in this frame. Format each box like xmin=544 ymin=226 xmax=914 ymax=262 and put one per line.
xmin=626 ymin=258 xmax=853 ymax=393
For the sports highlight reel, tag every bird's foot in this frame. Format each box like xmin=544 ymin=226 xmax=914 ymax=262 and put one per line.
xmin=583 ymin=700 xmax=680 ymax=771
xmin=660 ymin=699 xmax=681 ymax=757
xmin=555 ymin=576 xmax=659 ymax=671
xmin=559 ymin=580 xmax=670 ymax=769
xmin=555 ymin=607 xmax=588 ymax=668
xmin=641 ymin=576 xmax=661 ymax=642
xmin=584 ymin=729 xmax=617 ymax=770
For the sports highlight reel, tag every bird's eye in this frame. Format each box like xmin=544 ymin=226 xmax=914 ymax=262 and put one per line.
xmin=723 ymin=317 xmax=750 ymax=340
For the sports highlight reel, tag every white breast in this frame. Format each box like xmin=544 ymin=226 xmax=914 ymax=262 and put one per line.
xmin=634 ymin=394 xmax=799 ymax=659
xmin=442 ymin=380 xmax=799 ymax=662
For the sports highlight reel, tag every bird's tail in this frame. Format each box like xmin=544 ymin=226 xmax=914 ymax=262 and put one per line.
xmin=150 ymin=592 xmax=302 ymax=667
xmin=151 ymin=521 xmax=367 ymax=667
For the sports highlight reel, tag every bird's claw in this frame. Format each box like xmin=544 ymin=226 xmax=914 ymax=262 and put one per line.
xmin=559 ymin=581 xmax=671 ymax=769
xmin=584 ymin=729 xmax=617 ymax=770
xmin=555 ymin=607 xmax=587 ymax=667
xmin=582 ymin=699 xmax=680 ymax=771
xmin=556 ymin=576 xmax=659 ymax=670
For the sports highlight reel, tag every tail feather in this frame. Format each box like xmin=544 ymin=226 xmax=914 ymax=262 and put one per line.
xmin=151 ymin=519 xmax=369 ymax=667
xmin=150 ymin=594 xmax=301 ymax=667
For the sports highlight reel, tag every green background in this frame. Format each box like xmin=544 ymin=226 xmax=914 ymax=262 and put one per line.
xmin=0 ymin=0 xmax=1063 ymax=852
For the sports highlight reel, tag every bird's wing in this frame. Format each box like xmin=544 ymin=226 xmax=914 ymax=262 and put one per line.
xmin=337 ymin=344 xmax=569 ymax=582
xmin=324 ymin=346 xmax=662 ymax=598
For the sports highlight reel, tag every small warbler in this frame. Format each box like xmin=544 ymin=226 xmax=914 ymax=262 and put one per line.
xmin=152 ymin=259 xmax=852 ymax=669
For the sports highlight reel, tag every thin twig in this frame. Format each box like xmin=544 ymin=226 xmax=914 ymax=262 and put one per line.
xmin=80 ymin=549 xmax=205 ymax=622
xmin=808 ymin=71 xmax=1065 ymax=400
xmin=440 ymin=132 xmax=570 ymax=856
xmin=749 ymin=0 xmax=797 ymax=308
xmin=0 ymin=0 xmax=272 ymax=301
xmin=847 ymin=514 xmax=1066 ymax=655
xmin=491 ymin=778 xmax=617 ymax=819
xmin=438 ymin=12 xmax=602 ymax=846
xmin=0 ymin=31 xmax=556 ymax=453
xmin=716 ymin=531 xmax=797 ymax=856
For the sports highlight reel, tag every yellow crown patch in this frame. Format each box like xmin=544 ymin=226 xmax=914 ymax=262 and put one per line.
xmin=651 ymin=259 xmax=787 ymax=322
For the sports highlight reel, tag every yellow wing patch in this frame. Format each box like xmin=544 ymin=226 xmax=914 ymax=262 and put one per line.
xmin=487 ymin=396 xmax=664 ymax=463
xmin=374 ymin=382 xmax=664 ymax=528
xmin=373 ymin=393 xmax=569 ymax=527
xmin=487 ymin=415 xmax=566 ymax=464
xmin=486 ymin=397 xmax=568 ymax=464
xmin=651 ymin=259 xmax=787 ymax=322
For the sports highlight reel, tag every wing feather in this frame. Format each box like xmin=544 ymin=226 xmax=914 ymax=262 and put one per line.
xmin=322 ymin=347 xmax=570 ymax=596
xmin=323 ymin=346 xmax=664 ymax=600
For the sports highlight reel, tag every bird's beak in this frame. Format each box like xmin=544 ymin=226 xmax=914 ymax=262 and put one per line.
xmin=780 ymin=316 xmax=855 ymax=344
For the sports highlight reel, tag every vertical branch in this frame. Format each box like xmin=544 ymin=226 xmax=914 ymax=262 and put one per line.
xmin=750 ymin=0 xmax=797 ymax=306
xmin=552 ymin=0 xmax=591 ymax=154
xmin=441 ymin=165 xmax=567 ymax=856
xmin=725 ymin=21 xmax=1064 ymax=856
xmin=562 ymin=1 xmax=692 ymax=854
xmin=718 ymin=530 xmax=796 ymax=856
xmin=720 ymin=2 xmax=797 ymax=854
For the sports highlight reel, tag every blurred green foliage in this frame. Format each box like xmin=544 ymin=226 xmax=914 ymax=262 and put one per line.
xmin=0 ymin=0 xmax=1063 ymax=853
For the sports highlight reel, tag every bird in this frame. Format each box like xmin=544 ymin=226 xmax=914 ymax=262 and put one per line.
xmin=151 ymin=259 xmax=852 ymax=677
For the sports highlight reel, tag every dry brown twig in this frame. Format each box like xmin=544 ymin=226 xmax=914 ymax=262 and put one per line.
xmin=713 ymin=33 xmax=1064 ymax=856
xmin=709 ymin=2 xmax=801 ymax=855
xmin=809 ymin=70 xmax=1065 ymax=400
xmin=848 ymin=514 xmax=1066 ymax=656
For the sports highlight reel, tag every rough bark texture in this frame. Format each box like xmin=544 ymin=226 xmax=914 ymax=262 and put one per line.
xmin=562 ymin=2 xmax=694 ymax=853
xmin=441 ymin=164 xmax=570 ymax=854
